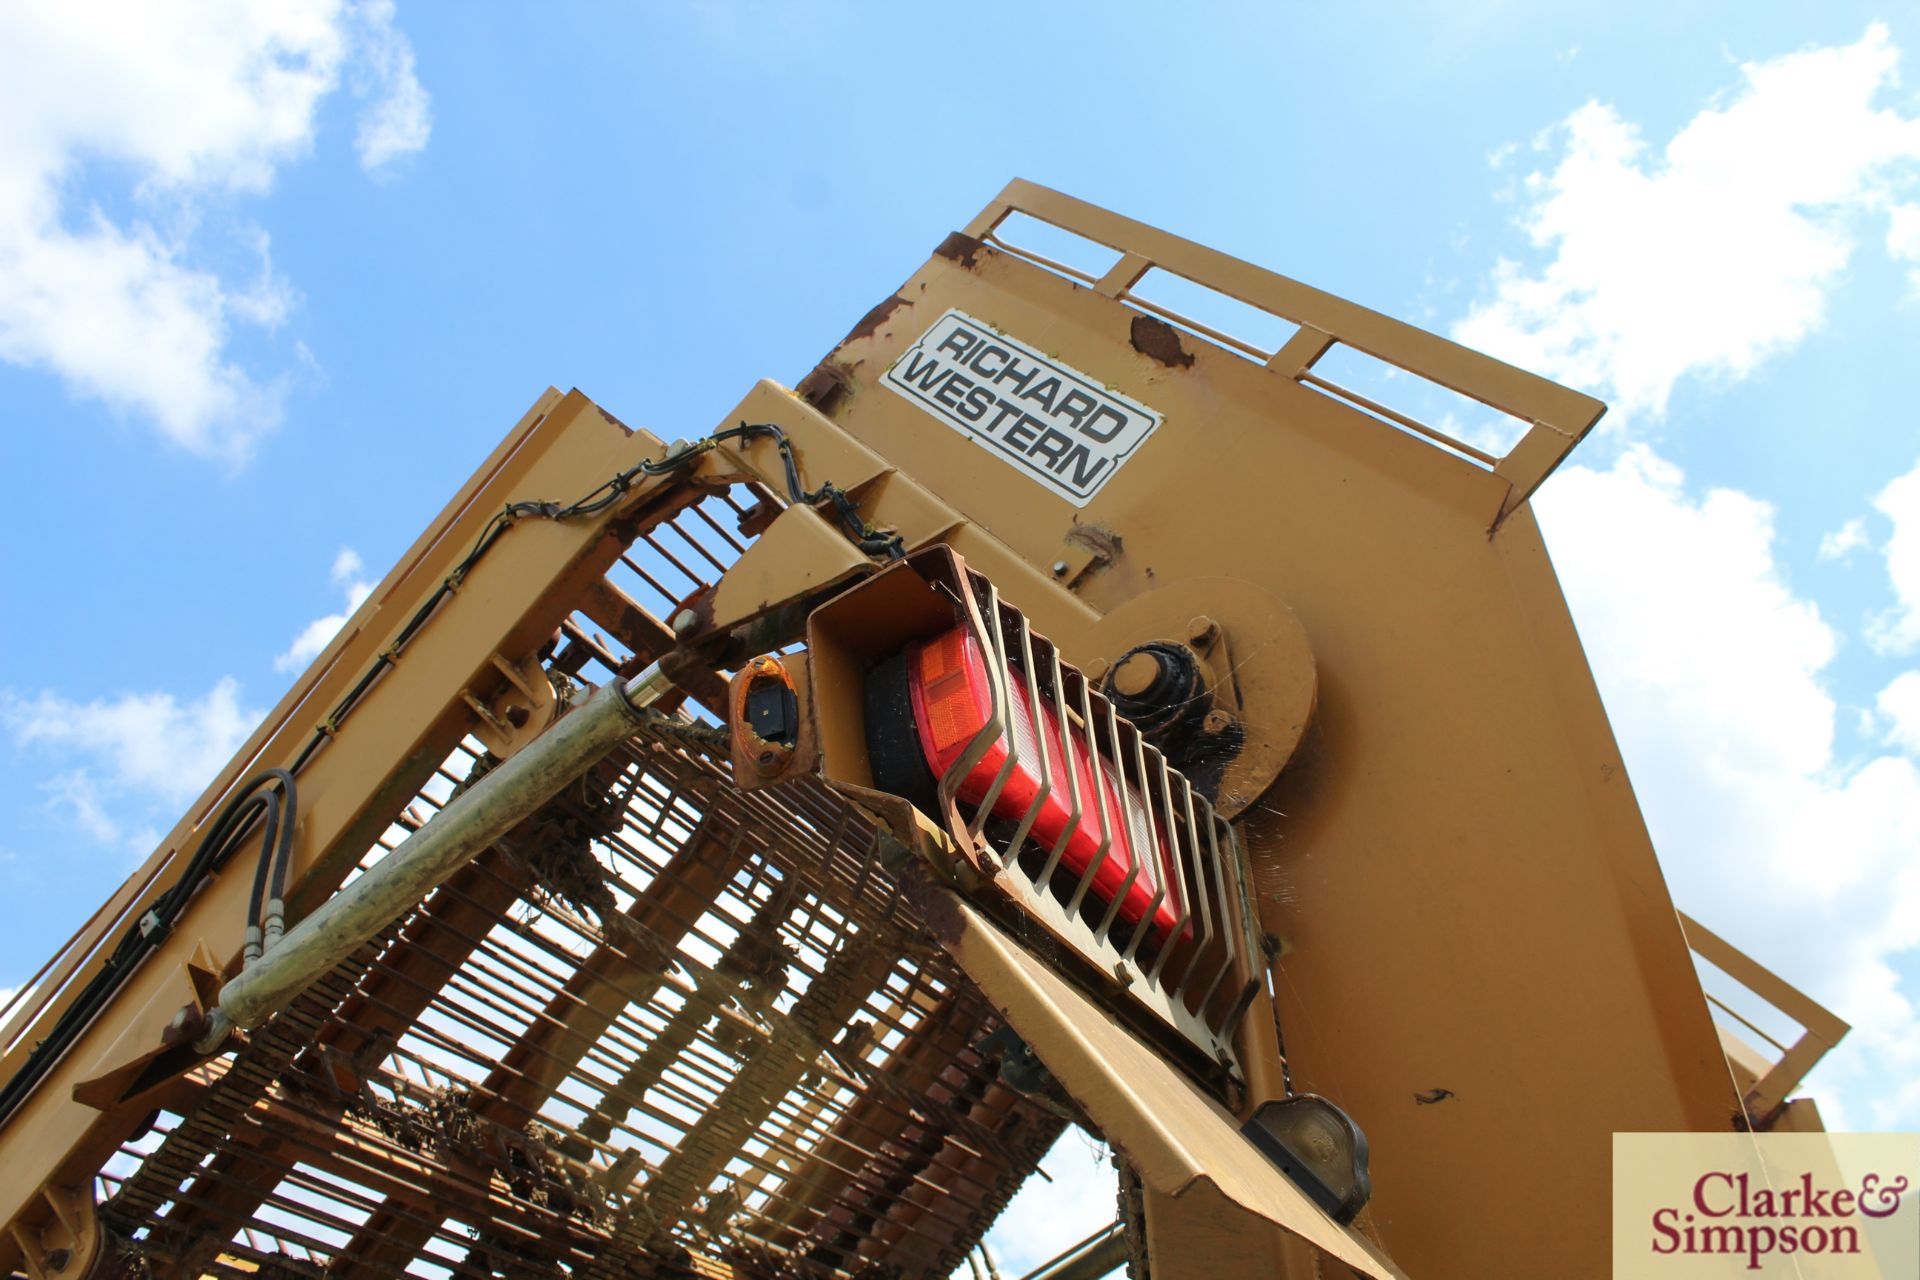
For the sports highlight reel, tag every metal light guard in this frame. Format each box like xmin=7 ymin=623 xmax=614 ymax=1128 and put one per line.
xmin=933 ymin=559 xmax=1263 ymax=1077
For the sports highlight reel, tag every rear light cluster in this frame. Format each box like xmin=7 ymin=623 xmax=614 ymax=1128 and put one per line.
xmin=868 ymin=623 xmax=1185 ymax=944
xmin=829 ymin=548 xmax=1261 ymax=1077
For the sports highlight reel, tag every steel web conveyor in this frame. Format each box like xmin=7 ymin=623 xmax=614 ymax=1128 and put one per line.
xmin=99 ymin=714 xmax=1062 ymax=1279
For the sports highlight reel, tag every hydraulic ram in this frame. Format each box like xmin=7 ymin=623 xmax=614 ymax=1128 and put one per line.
xmin=202 ymin=662 xmax=676 ymax=1045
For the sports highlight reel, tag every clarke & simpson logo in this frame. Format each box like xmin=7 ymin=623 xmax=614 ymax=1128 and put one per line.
xmin=1650 ymin=1169 xmax=1910 ymax=1271
xmin=1614 ymin=1133 xmax=1919 ymax=1277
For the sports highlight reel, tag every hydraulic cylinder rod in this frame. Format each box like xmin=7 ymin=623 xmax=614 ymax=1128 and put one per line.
xmin=203 ymin=663 xmax=676 ymax=1045
xmin=1017 ymin=1223 xmax=1127 ymax=1280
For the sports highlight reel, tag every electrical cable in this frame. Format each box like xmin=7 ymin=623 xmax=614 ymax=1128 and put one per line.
xmin=0 ymin=772 xmax=295 ymax=1126
xmin=710 ymin=422 xmax=906 ymax=559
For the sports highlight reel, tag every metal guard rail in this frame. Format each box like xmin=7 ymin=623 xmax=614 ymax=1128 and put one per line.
xmin=1679 ymin=911 xmax=1849 ymax=1125
xmin=963 ymin=179 xmax=1608 ymax=525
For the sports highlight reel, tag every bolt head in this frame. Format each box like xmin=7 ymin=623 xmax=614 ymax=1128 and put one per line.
xmin=1186 ymin=615 xmax=1219 ymax=647
xmin=1051 ymin=559 xmax=1071 ymax=577
xmin=1203 ymin=709 xmax=1233 ymax=734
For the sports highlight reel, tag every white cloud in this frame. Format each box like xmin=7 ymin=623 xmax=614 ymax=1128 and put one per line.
xmin=977 ymin=1132 xmax=1115 ymax=1276
xmin=1818 ymin=517 xmax=1871 ymax=561
xmin=1889 ymin=203 xmax=1920 ymax=291
xmin=0 ymin=678 xmax=262 ymax=854
xmin=1878 ymin=671 xmax=1920 ymax=756
xmin=351 ymin=0 xmax=433 ymax=174
xmin=1455 ymin=24 xmax=1920 ymax=422
xmin=1454 ymin=22 xmax=1920 ymax=1136
xmin=42 ymin=771 xmax=128 ymax=845
xmin=0 ymin=1 xmax=430 ymax=460
xmin=1869 ymin=457 xmax=1920 ymax=654
xmin=1 ymin=679 xmax=260 ymax=808
xmin=1536 ymin=448 xmax=1920 ymax=1128
xmin=276 ymin=547 xmax=375 ymax=672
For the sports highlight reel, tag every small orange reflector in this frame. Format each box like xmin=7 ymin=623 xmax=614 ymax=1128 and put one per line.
xmin=730 ymin=655 xmax=798 ymax=777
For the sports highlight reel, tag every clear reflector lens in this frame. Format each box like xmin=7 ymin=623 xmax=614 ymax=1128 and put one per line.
xmin=1241 ymin=1094 xmax=1372 ymax=1224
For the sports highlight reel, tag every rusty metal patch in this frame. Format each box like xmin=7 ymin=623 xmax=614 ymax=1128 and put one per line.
xmin=933 ymin=231 xmax=983 ymax=269
xmin=1130 ymin=315 xmax=1195 ymax=369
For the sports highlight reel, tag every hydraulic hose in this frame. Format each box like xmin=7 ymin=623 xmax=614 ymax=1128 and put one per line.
xmin=202 ymin=661 xmax=675 ymax=1045
xmin=0 ymin=770 xmax=296 ymax=1126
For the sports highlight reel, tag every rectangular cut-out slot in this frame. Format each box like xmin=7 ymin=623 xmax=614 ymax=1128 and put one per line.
xmin=1125 ymin=266 xmax=1301 ymax=360
xmin=1301 ymin=344 xmax=1535 ymax=468
xmin=1692 ymin=950 xmax=1806 ymax=1061
xmin=985 ymin=210 xmax=1123 ymax=285
xmin=1679 ymin=912 xmax=1847 ymax=1121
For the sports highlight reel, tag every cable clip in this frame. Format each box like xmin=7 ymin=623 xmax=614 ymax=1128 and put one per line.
xmin=138 ymin=910 xmax=168 ymax=942
xmin=656 ymin=438 xmax=705 ymax=470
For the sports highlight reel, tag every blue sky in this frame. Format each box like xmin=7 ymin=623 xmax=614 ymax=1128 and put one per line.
xmin=4 ymin=2 xmax=1920 ymax=1271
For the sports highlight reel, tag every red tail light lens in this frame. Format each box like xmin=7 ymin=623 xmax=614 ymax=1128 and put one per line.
xmin=894 ymin=625 xmax=1185 ymax=943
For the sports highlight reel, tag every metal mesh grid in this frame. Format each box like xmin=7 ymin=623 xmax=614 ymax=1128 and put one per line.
xmin=100 ymin=717 xmax=1061 ymax=1279
xmin=85 ymin=494 xmax=1063 ymax=1279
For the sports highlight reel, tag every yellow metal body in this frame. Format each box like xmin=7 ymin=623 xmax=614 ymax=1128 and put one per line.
xmin=0 ymin=182 xmax=1845 ymax=1280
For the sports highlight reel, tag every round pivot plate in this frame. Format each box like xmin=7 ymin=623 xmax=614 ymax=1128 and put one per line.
xmin=1076 ymin=578 xmax=1315 ymax=819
